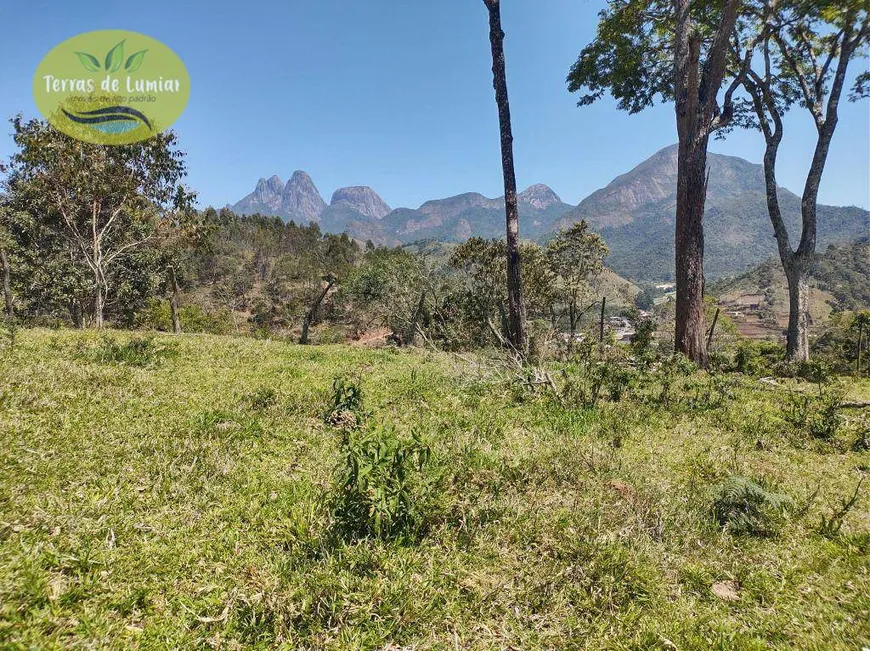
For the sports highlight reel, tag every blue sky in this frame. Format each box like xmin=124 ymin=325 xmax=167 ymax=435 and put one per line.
xmin=2 ymin=0 xmax=869 ymax=211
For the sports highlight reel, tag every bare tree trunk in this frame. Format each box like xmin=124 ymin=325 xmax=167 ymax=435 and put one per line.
xmin=300 ymin=278 xmax=334 ymax=345
xmin=784 ymin=261 xmax=810 ymax=362
xmin=405 ymin=291 xmax=426 ymax=346
xmin=673 ymin=2 xmax=707 ymax=367
xmin=94 ymin=283 xmax=105 ymax=329
xmin=483 ymin=0 xmax=526 ymax=352
xmin=168 ymin=266 xmax=181 ymax=335
xmin=599 ymin=296 xmax=606 ymax=342
xmin=671 ymin=0 xmax=738 ymax=367
xmin=707 ymin=307 xmax=720 ymax=350
xmin=0 ymin=248 xmax=12 ymax=317
xmin=70 ymin=300 xmax=84 ymax=329
xmin=780 ymin=119 xmax=839 ymax=362
xmin=858 ymin=320 xmax=864 ymax=378
xmin=673 ymin=138 xmax=708 ymax=366
xmin=776 ymin=124 xmax=837 ymax=363
xmin=748 ymin=70 xmax=804 ymax=360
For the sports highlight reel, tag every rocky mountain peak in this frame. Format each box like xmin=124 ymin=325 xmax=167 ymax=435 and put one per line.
xmin=519 ymin=184 xmax=562 ymax=210
xmin=236 ymin=175 xmax=285 ymax=214
xmin=570 ymin=145 xmax=681 ymax=228
xmin=255 ymin=175 xmax=284 ymax=196
xmin=330 ymin=186 xmax=391 ymax=220
xmin=282 ymin=171 xmax=327 ymax=223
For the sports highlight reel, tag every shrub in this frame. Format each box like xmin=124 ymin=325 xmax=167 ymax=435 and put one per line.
xmin=712 ymin=476 xmax=791 ymax=536
xmin=316 ymin=326 xmax=346 ymax=345
xmin=733 ymin=340 xmax=783 ymax=377
xmin=812 ymin=311 xmax=870 ymax=376
xmin=555 ymin=341 xmax=638 ymax=407
xmin=329 ymin=425 xmax=436 ymax=541
xmin=685 ymin=371 xmax=737 ymax=411
xmin=323 ymin=376 xmax=366 ymax=428
xmin=818 ymin=476 xmax=865 ymax=538
xmin=77 ymin=335 xmax=175 ymax=367
xmin=630 ymin=316 xmax=656 ymax=360
xmin=654 ymin=353 xmax=696 ymax=407
xmin=782 ymin=384 xmax=846 ymax=440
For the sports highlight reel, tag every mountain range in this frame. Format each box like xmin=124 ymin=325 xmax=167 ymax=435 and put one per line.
xmin=230 ymin=145 xmax=869 ymax=282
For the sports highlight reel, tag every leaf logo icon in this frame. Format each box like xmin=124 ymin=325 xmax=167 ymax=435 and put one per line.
xmin=75 ymin=52 xmax=101 ymax=72
xmin=104 ymin=40 xmax=125 ymax=73
xmin=124 ymin=50 xmax=147 ymax=73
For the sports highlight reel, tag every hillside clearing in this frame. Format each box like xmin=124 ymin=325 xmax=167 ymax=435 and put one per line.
xmin=1 ymin=330 xmax=868 ymax=650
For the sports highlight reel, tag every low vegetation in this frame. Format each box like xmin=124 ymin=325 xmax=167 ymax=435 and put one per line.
xmin=1 ymin=329 xmax=868 ymax=649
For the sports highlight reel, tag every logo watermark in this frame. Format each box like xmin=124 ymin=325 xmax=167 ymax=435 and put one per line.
xmin=34 ymin=30 xmax=189 ymax=145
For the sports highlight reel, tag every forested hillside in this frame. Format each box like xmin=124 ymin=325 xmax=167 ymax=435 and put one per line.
xmin=711 ymin=238 xmax=870 ymax=313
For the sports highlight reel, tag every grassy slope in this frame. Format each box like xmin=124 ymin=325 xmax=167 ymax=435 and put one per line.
xmin=0 ymin=330 xmax=868 ymax=650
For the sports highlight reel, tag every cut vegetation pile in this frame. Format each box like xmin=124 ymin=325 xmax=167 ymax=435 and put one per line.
xmin=1 ymin=330 xmax=868 ymax=649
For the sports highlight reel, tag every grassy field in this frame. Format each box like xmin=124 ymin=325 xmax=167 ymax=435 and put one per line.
xmin=1 ymin=329 xmax=868 ymax=650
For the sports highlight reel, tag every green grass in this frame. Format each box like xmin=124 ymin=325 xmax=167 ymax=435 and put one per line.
xmin=1 ymin=329 xmax=868 ymax=649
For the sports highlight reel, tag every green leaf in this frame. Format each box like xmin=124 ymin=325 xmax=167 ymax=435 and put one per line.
xmin=75 ymin=52 xmax=101 ymax=72
xmin=104 ymin=40 xmax=125 ymax=73
xmin=124 ymin=49 xmax=147 ymax=73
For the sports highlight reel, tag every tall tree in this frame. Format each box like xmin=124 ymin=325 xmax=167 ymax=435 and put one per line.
xmin=298 ymin=233 xmax=358 ymax=344
xmin=343 ymin=247 xmax=427 ymax=345
xmin=482 ymin=0 xmax=526 ymax=351
xmin=673 ymin=0 xmax=740 ymax=367
xmin=733 ymin=0 xmax=869 ymax=361
xmin=6 ymin=118 xmax=195 ymax=328
xmin=545 ymin=220 xmax=608 ymax=335
xmin=450 ymin=238 xmax=556 ymax=345
xmin=567 ymin=0 xmax=741 ymax=366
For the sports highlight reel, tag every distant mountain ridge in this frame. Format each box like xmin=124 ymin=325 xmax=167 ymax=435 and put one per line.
xmin=559 ymin=145 xmax=869 ymax=280
xmin=229 ymin=145 xmax=869 ymax=281
xmin=230 ymin=179 xmax=574 ymax=246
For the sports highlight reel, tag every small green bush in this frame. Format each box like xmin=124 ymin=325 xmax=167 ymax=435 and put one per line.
xmin=323 ymin=375 xmax=366 ymax=428
xmin=555 ymin=342 xmax=638 ymax=407
xmin=654 ymin=353 xmax=696 ymax=407
xmin=686 ymin=372 xmax=737 ymax=411
xmin=135 ymin=298 xmax=234 ymax=335
xmin=812 ymin=311 xmax=870 ymax=376
xmin=782 ymin=385 xmax=846 ymax=441
xmin=77 ymin=335 xmax=175 ymax=367
xmin=630 ymin=316 xmax=656 ymax=360
xmin=316 ymin=326 xmax=346 ymax=345
xmin=818 ymin=476 xmax=865 ymax=538
xmin=733 ymin=340 xmax=783 ymax=377
xmin=329 ymin=425 xmax=436 ymax=541
xmin=712 ymin=476 xmax=792 ymax=536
